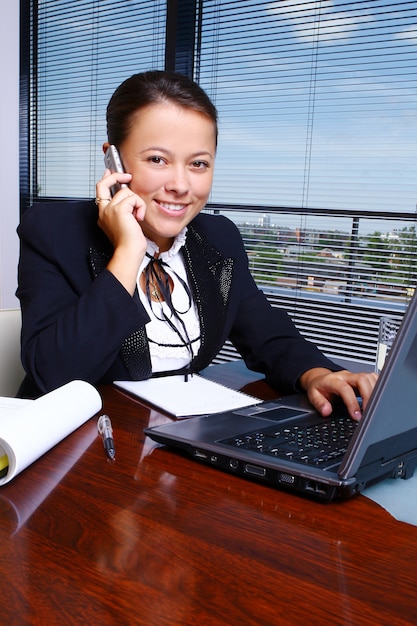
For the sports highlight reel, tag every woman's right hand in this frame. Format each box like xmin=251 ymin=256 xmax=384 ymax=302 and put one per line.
xmin=96 ymin=169 xmax=147 ymax=295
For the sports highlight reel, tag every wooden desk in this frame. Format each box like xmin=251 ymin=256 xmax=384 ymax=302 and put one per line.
xmin=0 ymin=365 xmax=416 ymax=625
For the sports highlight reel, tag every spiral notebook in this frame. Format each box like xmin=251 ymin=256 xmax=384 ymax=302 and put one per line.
xmin=114 ymin=375 xmax=262 ymax=418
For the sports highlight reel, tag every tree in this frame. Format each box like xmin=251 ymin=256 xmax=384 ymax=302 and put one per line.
xmin=249 ymin=244 xmax=283 ymax=285
xmin=362 ymin=231 xmax=392 ymax=276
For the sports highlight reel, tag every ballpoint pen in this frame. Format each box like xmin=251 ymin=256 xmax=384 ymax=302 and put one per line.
xmin=97 ymin=414 xmax=116 ymax=461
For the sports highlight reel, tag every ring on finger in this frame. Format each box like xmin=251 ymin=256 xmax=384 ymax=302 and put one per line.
xmin=95 ymin=197 xmax=111 ymax=206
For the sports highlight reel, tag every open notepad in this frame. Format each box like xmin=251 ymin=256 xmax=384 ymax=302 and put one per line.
xmin=114 ymin=374 xmax=262 ymax=418
xmin=0 ymin=380 xmax=102 ymax=485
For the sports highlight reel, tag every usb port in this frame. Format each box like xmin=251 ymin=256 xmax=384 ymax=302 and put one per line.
xmin=194 ymin=449 xmax=209 ymax=460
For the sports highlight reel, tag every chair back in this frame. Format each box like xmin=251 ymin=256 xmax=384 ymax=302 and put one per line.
xmin=0 ymin=308 xmax=25 ymax=396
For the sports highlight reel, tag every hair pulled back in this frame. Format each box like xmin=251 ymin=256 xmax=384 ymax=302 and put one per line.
xmin=106 ymin=70 xmax=218 ymax=148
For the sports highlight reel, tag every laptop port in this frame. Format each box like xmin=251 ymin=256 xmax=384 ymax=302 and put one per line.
xmin=244 ymin=464 xmax=266 ymax=478
xmin=194 ymin=449 xmax=209 ymax=460
xmin=278 ymin=473 xmax=295 ymax=485
xmin=305 ymin=480 xmax=329 ymax=496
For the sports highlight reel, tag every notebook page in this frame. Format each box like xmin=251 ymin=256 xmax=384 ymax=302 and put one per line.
xmin=114 ymin=374 xmax=262 ymax=418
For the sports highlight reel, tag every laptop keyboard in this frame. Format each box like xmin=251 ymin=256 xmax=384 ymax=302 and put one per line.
xmin=220 ymin=414 xmax=358 ymax=468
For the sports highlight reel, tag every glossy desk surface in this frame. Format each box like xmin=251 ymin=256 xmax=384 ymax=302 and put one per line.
xmin=1 ymin=364 xmax=416 ymax=625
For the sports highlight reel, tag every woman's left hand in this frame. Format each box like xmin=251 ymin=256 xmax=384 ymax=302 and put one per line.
xmin=299 ymin=368 xmax=378 ymax=421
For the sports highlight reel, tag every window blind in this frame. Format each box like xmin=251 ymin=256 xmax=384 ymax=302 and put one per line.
xmin=196 ymin=1 xmax=417 ymax=362
xmin=26 ymin=0 xmax=417 ymax=363
xmin=198 ymin=1 xmax=417 ymax=212
xmin=36 ymin=0 xmax=166 ymax=199
xmin=207 ymin=205 xmax=413 ymax=363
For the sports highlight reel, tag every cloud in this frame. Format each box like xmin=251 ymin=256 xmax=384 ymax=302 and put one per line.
xmin=266 ymin=0 xmax=372 ymax=43
xmin=395 ymin=26 xmax=417 ymax=45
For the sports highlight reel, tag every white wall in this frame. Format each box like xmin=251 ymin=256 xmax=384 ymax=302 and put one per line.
xmin=0 ymin=0 xmax=20 ymax=308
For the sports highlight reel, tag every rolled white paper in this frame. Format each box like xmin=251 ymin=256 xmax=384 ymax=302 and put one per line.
xmin=0 ymin=380 xmax=102 ymax=485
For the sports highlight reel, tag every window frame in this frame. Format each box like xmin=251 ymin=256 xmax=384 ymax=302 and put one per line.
xmin=19 ymin=0 xmax=417 ymax=365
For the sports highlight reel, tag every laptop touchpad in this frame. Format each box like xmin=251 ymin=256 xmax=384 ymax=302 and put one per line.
xmin=233 ymin=404 xmax=309 ymax=420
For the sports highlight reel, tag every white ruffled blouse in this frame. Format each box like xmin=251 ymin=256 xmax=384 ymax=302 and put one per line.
xmin=137 ymin=228 xmax=201 ymax=373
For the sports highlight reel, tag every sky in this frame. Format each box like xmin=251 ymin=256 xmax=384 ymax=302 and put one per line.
xmin=198 ymin=0 xmax=417 ymax=214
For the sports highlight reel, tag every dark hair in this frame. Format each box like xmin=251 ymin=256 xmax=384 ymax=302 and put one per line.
xmin=106 ymin=70 xmax=218 ymax=147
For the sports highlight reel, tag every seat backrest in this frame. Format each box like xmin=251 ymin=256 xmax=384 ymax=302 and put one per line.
xmin=0 ymin=308 xmax=25 ymax=397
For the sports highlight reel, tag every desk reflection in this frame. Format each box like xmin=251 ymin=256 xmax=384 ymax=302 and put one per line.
xmin=129 ymin=443 xmax=357 ymax=624
xmin=0 ymin=420 xmax=98 ymax=535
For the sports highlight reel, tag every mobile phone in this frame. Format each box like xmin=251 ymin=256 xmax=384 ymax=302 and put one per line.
xmin=104 ymin=145 xmax=128 ymax=196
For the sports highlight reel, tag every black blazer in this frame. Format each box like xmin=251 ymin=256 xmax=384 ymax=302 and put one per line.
xmin=17 ymin=201 xmax=340 ymax=396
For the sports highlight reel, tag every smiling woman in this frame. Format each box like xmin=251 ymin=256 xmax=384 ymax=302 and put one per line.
xmin=105 ymin=101 xmax=216 ymax=254
xmin=16 ymin=70 xmax=377 ymax=421
xmin=95 ymin=73 xmax=218 ymax=373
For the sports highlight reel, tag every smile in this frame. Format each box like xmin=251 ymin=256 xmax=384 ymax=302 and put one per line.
xmin=158 ymin=202 xmax=187 ymax=212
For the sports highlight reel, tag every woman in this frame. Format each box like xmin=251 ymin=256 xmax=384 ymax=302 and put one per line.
xmin=17 ymin=70 xmax=377 ymax=417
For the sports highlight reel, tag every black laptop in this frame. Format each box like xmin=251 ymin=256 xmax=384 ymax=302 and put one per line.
xmin=144 ymin=292 xmax=417 ymax=502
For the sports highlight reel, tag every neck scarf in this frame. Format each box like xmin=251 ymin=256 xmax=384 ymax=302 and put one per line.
xmin=143 ymin=252 xmax=194 ymax=365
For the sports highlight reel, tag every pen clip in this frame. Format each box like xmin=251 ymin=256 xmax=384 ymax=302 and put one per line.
xmin=97 ymin=414 xmax=116 ymax=461
xmin=98 ymin=414 xmax=112 ymax=435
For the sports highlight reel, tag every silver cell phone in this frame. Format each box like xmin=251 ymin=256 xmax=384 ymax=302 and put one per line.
xmin=104 ymin=145 xmax=128 ymax=196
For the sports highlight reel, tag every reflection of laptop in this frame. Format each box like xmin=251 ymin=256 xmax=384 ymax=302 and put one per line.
xmin=145 ymin=291 xmax=417 ymax=502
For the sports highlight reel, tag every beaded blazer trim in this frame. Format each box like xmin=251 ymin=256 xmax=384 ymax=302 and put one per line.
xmin=88 ymin=224 xmax=235 ymax=379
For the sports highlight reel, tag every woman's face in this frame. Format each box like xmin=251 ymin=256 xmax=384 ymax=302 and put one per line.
xmin=118 ymin=101 xmax=216 ymax=252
